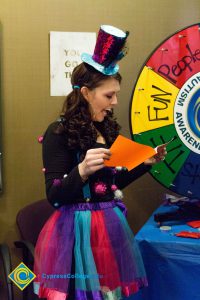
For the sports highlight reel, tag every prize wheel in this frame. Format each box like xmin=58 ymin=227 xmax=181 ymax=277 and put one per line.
xmin=130 ymin=23 xmax=200 ymax=199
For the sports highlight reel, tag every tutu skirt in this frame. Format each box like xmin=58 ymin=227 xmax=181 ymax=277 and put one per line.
xmin=34 ymin=200 xmax=147 ymax=300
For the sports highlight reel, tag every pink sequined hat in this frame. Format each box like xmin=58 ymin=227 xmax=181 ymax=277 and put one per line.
xmin=81 ymin=25 xmax=129 ymax=75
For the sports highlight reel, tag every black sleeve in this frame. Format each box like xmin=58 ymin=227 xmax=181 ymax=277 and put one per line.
xmin=115 ymin=163 xmax=152 ymax=190
xmin=42 ymin=123 xmax=85 ymax=208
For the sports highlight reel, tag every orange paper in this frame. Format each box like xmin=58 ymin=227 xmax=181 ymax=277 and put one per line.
xmin=104 ymin=135 xmax=156 ymax=171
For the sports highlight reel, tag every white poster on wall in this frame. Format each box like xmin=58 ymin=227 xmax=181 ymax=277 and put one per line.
xmin=50 ymin=31 xmax=96 ymax=96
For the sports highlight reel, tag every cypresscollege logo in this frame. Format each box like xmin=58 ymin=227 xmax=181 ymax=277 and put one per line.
xmin=174 ymin=72 xmax=200 ymax=154
xmin=8 ymin=262 xmax=36 ymax=290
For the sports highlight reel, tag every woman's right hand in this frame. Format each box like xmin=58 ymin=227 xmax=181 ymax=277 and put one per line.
xmin=78 ymin=148 xmax=111 ymax=181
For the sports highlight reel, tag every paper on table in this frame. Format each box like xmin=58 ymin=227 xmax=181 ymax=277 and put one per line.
xmin=104 ymin=135 xmax=156 ymax=171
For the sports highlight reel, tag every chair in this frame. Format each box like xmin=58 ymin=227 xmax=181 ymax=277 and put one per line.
xmin=0 ymin=243 xmax=14 ymax=300
xmin=14 ymin=199 xmax=55 ymax=300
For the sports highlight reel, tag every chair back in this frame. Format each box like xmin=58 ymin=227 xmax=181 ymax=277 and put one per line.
xmin=16 ymin=199 xmax=55 ymax=246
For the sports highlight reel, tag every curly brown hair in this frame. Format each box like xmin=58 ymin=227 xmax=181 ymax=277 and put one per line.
xmin=56 ymin=62 xmax=121 ymax=152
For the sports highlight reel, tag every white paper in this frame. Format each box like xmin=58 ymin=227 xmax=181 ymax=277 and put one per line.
xmin=50 ymin=31 xmax=96 ymax=96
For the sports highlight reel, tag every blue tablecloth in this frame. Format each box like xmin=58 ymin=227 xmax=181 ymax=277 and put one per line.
xmin=131 ymin=204 xmax=200 ymax=300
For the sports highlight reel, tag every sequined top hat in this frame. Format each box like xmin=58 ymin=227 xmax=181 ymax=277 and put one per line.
xmin=81 ymin=25 xmax=129 ymax=75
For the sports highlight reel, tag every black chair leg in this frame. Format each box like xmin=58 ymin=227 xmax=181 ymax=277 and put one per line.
xmin=0 ymin=243 xmax=14 ymax=300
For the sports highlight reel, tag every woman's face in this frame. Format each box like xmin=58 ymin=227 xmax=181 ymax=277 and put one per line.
xmin=82 ymin=78 xmax=120 ymax=122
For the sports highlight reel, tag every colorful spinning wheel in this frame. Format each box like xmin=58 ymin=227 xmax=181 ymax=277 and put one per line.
xmin=130 ymin=23 xmax=200 ymax=199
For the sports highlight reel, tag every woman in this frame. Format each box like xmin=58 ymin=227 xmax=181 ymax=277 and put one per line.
xmin=34 ymin=25 xmax=166 ymax=300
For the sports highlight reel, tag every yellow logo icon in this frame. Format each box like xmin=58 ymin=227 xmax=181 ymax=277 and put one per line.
xmin=8 ymin=262 xmax=36 ymax=290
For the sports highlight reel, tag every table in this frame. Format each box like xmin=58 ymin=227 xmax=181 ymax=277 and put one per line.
xmin=131 ymin=204 xmax=200 ymax=300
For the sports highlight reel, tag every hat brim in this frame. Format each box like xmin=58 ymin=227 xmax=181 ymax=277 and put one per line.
xmin=81 ymin=53 xmax=119 ymax=75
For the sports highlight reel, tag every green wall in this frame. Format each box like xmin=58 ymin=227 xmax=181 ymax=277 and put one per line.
xmin=0 ymin=1 xmax=199 ymax=297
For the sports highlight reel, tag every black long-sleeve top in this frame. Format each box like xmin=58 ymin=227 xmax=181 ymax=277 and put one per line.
xmin=42 ymin=122 xmax=151 ymax=208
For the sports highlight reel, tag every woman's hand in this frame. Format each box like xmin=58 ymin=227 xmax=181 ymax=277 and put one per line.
xmin=78 ymin=148 xmax=111 ymax=181
xmin=144 ymin=144 xmax=167 ymax=165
